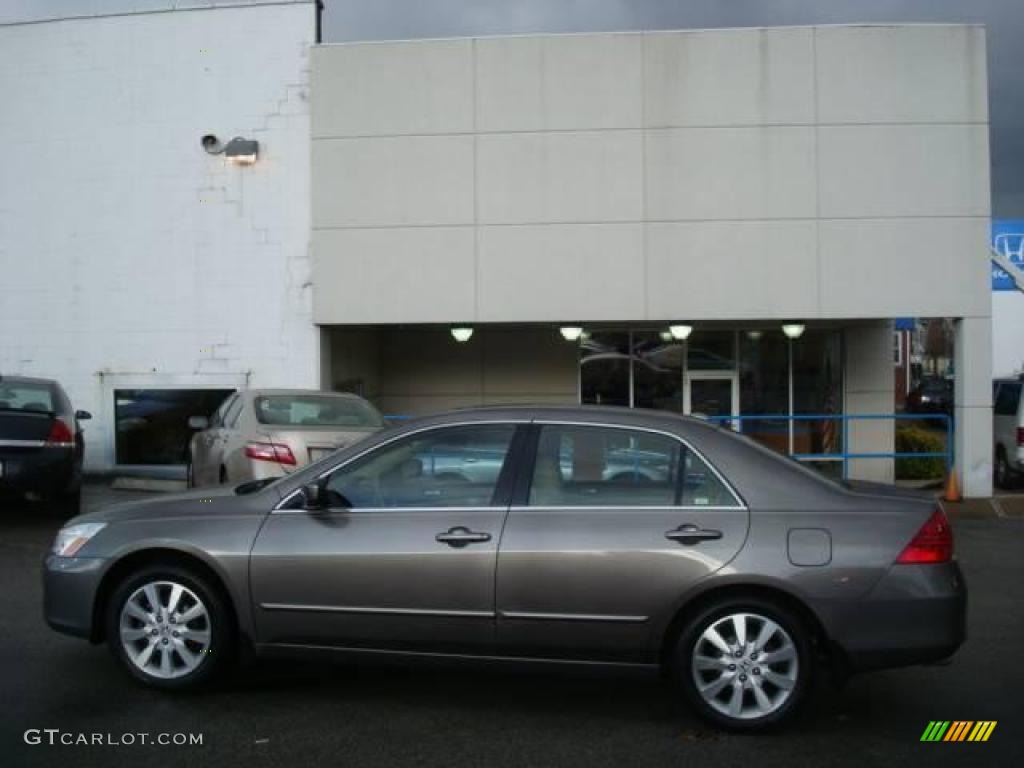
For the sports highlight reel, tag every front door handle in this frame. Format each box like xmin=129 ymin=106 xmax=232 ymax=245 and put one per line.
xmin=665 ymin=524 xmax=723 ymax=545
xmin=436 ymin=526 xmax=492 ymax=547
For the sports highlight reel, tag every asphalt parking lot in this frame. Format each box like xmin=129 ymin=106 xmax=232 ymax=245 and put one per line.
xmin=1 ymin=484 xmax=1022 ymax=768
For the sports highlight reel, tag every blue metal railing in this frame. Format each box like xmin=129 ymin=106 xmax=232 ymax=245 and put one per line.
xmin=704 ymin=412 xmax=953 ymax=479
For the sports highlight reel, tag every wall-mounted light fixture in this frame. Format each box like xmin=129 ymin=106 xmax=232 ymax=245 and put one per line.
xmin=668 ymin=324 xmax=693 ymax=341
xmin=450 ymin=326 xmax=474 ymax=343
xmin=746 ymin=330 xmax=763 ymax=341
xmin=781 ymin=322 xmax=806 ymax=340
xmin=559 ymin=326 xmax=584 ymax=341
xmin=201 ymin=134 xmax=259 ymax=165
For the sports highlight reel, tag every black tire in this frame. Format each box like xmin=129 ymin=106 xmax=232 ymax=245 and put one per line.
xmin=672 ymin=596 xmax=813 ymax=731
xmin=105 ymin=564 xmax=234 ymax=690
xmin=995 ymin=446 xmax=1014 ymax=490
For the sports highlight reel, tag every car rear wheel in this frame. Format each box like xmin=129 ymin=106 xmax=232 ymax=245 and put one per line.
xmin=673 ymin=597 xmax=812 ymax=730
xmin=105 ymin=564 xmax=232 ymax=690
xmin=995 ymin=447 xmax=1014 ymax=490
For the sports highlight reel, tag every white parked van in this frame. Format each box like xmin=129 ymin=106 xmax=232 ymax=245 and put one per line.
xmin=993 ymin=377 xmax=1024 ymax=488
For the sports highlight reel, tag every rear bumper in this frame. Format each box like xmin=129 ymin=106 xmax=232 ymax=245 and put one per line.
xmin=814 ymin=561 xmax=966 ymax=672
xmin=43 ymin=554 xmax=106 ymax=640
xmin=0 ymin=447 xmax=78 ymax=499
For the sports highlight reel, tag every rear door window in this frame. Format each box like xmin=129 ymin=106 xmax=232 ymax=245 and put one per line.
xmin=526 ymin=424 xmax=741 ymax=508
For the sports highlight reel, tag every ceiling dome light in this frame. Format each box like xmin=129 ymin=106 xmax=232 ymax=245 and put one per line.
xmin=450 ymin=326 xmax=474 ymax=343
xmin=560 ymin=326 xmax=584 ymax=342
xmin=668 ymin=324 xmax=693 ymax=341
xmin=781 ymin=323 xmax=806 ymax=340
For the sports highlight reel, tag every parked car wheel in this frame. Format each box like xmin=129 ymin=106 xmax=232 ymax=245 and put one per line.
xmin=105 ymin=564 xmax=233 ymax=690
xmin=994 ymin=446 xmax=1015 ymax=490
xmin=673 ymin=597 xmax=812 ymax=730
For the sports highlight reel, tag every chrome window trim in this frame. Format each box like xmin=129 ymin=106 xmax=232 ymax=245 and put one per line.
xmin=272 ymin=419 xmax=530 ymax=512
xmin=528 ymin=419 xmax=747 ymax=510
xmin=271 ymin=505 xmax=505 ymax=516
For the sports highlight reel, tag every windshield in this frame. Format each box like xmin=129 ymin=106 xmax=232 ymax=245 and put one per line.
xmin=0 ymin=382 xmax=55 ymax=413
xmin=254 ymin=395 xmax=384 ymax=428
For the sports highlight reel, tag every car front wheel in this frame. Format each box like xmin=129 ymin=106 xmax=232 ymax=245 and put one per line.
xmin=673 ymin=597 xmax=812 ymax=730
xmin=105 ymin=564 xmax=232 ymax=690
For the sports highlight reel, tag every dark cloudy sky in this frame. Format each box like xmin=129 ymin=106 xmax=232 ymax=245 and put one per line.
xmin=6 ymin=1 xmax=1023 ymax=216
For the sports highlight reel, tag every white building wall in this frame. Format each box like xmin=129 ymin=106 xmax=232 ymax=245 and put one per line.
xmin=311 ymin=24 xmax=991 ymax=327
xmin=0 ymin=2 xmax=318 ymax=471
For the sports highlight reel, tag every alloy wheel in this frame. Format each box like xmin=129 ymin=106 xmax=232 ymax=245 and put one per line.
xmin=119 ymin=580 xmax=212 ymax=680
xmin=691 ymin=612 xmax=799 ymax=720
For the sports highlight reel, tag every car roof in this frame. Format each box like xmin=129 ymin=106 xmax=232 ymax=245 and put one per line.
xmin=242 ymin=389 xmax=370 ymax=399
xmin=392 ymin=403 xmax=725 ymax=439
xmin=0 ymin=374 xmax=59 ymax=387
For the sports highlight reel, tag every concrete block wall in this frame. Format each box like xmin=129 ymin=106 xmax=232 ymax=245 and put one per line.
xmin=0 ymin=2 xmax=318 ymax=470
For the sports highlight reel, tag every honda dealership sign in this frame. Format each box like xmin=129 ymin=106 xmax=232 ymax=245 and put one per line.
xmin=992 ymin=220 xmax=1024 ymax=290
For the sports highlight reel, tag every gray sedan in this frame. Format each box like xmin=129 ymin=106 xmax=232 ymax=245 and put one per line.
xmin=43 ymin=405 xmax=965 ymax=731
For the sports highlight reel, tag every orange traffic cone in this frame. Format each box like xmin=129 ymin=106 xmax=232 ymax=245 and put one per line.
xmin=943 ymin=466 xmax=961 ymax=502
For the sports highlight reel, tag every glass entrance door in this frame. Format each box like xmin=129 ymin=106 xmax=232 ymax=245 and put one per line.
xmin=684 ymin=373 xmax=739 ymax=428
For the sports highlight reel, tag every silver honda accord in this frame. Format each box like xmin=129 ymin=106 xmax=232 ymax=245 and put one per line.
xmin=43 ymin=406 xmax=965 ymax=730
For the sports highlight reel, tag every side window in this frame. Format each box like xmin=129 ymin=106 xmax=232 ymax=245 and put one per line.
xmin=995 ymin=382 xmax=1021 ymax=417
xmin=679 ymin=450 xmax=739 ymax=507
xmin=223 ymin=396 xmax=245 ymax=429
xmin=209 ymin=394 xmax=236 ymax=428
xmin=325 ymin=424 xmax=517 ymax=509
xmin=528 ymin=425 xmax=680 ymax=507
xmin=527 ymin=425 xmax=740 ymax=508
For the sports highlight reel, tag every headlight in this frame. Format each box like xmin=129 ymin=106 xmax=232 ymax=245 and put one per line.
xmin=51 ymin=523 xmax=106 ymax=557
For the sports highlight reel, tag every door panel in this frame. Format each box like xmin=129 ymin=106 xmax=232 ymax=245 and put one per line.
xmin=250 ymin=507 xmax=504 ymax=650
xmin=250 ymin=422 xmax=523 ymax=651
xmin=495 ymin=424 xmax=749 ymax=660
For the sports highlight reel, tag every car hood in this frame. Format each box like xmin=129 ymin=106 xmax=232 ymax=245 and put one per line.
xmin=70 ymin=484 xmax=267 ymax=526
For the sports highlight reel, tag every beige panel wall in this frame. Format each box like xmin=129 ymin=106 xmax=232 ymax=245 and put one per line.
xmin=844 ymin=322 xmax=897 ymax=483
xmin=328 ymin=327 xmax=578 ymax=416
xmin=312 ymin=25 xmax=991 ymax=326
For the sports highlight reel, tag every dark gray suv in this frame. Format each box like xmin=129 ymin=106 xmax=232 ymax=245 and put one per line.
xmin=43 ymin=406 xmax=965 ymax=730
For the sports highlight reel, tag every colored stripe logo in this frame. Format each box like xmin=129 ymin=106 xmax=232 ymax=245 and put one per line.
xmin=920 ymin=721 xmax=997 ymax=742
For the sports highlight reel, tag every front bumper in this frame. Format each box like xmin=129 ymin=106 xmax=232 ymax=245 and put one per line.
xmin=815 ymin=561 xmax=966 ymax=672
xmin=43 ymin=554 xmax=107 ymax=640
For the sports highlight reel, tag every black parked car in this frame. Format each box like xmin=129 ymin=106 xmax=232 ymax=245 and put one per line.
xmin=906 ymin=377 xmax=953 ymax=416
xmin=0 ymin=375 xmax=91 ymax=515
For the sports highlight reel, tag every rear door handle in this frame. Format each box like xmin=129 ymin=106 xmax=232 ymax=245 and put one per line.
xmin=665 ymin=524 xmax=723 ymax=545
xmin=436 ymin=526 xmax=492 ymax=548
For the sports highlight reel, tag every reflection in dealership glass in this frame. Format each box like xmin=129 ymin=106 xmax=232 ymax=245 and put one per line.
xmin=114 ymin=389 xmax=234 ymax=465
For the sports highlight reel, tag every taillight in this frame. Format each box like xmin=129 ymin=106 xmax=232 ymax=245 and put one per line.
xmin=245 ymin=441 xmax=296 ymax=466
xmin=1017 ymin=427 xmax=1024 ymax=446
xmin=896 ymin=509 xmax=953 ymax=564
xmin=46 ymin=419 xmax=75 ymax=447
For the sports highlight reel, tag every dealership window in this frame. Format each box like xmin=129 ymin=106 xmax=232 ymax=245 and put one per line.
xmin=114 ymin=389 xmax=234 ymax=465
xmin=580 ymin=327 xmax=843 ymax=474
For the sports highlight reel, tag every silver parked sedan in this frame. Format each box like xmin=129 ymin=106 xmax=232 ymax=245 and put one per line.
xmin=186 ymin=389 xmax=384 ymax=487
xmin=43 ymin=406 xmax=965 ymax=730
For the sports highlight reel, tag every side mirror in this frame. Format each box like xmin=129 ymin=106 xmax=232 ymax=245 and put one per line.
xmin=188 ymin=415 xmax=209 ymax=430
xmin=303 ymin=482 xmax=325 ymax=510
xmin=75 ymin=410 xmax=92 ymax=421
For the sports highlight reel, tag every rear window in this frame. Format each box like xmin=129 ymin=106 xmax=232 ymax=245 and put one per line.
xmin=0 ymin=382 xmax=55 ymax=413
xmin=254 ymin=395 xmax=383 ymax=428
xmin=995 ymin=381 xmax=1022 ymax=416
